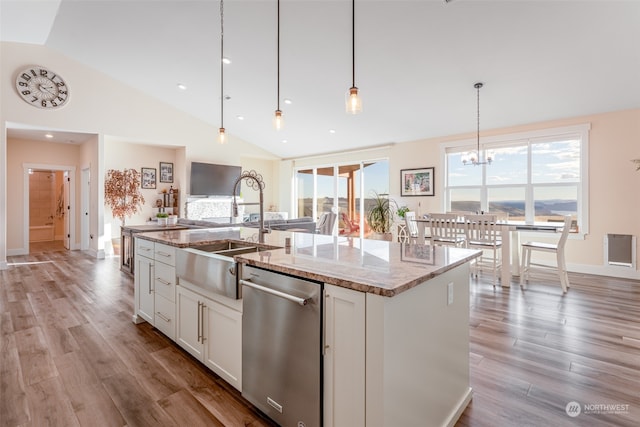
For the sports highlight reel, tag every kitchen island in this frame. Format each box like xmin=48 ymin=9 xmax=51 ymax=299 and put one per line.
xmin=133 ymin=227 xmax=480 ymax=427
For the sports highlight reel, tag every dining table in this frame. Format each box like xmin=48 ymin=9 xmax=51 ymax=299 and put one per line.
xmin=414 ymin=218 xmax=566 ymax=287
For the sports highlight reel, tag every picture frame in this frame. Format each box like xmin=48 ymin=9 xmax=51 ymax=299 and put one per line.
xmin=141 ymin=167 xmax=156 ymax=189
xmin=400 ymin=243 xmax=436 ymax=265
xmin=159 ymin=162 xmax=174 ymax=183
xmin=401 ymin=167 xmax=434 ymax=197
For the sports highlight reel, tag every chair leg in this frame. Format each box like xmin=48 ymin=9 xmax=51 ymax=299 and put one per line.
xmin=557 ymin=251 xmax=569 ymax=293
xmin=520 ymin=246 xmax=529 ymax=289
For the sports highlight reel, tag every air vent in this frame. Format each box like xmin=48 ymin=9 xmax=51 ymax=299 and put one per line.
xmin=604 ymin=234 xmax=636 ymax=268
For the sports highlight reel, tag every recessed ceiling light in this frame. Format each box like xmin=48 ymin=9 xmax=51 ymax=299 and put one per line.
xmin=177 ymin=83 xmax=187 ymax=90
xmin=281 ymin=139 xmax=288 ymax=144
xmin=45 ymin=133 xmax=53 ymax=138
xmin=222 ymin=57 xmax=231 ymax=64
xmin=329 ymin=129 xmax=336 ymax=134
xmin=284 ymin=98 xmax=292 ymax=105
xmin=236 ymin=115 xmax=244 ymax=120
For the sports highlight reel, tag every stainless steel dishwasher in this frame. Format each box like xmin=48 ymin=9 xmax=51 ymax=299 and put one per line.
xmin=240 ymin=265 xmax=323 ymax=427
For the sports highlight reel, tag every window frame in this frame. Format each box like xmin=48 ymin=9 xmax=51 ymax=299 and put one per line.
xmin=441 ymin=124 xmax=590 ymax=237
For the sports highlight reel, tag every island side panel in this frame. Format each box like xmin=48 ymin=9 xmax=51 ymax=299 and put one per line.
xmin=365 ymin=262 xmax=472 ymax=427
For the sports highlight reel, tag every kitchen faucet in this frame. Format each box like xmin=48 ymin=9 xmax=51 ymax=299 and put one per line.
xmin=231 ymin=170 xmax=268 ymax=242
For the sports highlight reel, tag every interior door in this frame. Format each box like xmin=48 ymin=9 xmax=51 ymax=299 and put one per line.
xmin=81 ymin=167 xmax=90 ymax=250
xmin=63 ymin=172 xmax=71 ymax=249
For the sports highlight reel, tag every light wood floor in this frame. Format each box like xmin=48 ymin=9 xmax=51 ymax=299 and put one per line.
xmin=2 ymin=248 xmax=640 ymax=426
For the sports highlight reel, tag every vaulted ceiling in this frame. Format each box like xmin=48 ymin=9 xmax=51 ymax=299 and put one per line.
xmin=2 ymin=0 xmax=639 ymax=158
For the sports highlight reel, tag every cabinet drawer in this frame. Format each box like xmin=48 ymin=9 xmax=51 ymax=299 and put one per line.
xmin=155 ymin=262 xmax=176 ymax=302
xmin=136 ymin=238 xmax=155 ymax=258
xmin=154 ymin=294 xmax=175 ymax=340
xmin=154 ymin=243 xmax=176 ymax=266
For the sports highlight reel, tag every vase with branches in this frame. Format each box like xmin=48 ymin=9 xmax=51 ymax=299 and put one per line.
xmin=105 ymin=169 xmax=145 ymax=226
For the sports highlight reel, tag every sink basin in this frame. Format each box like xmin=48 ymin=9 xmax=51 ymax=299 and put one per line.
xmin=192 ymin=240 xmax=258 ymax=253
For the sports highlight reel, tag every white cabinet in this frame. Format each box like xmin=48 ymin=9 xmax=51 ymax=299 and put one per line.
xmin=176 ymin=285 xmax=205 ymax=360
xmin=176 ymin=283 xmax=243 ymax=391
xmin=134 ymin=238 xmax=155 ymax=324
xmin=133 ymin=238 xmax=177 ymax=341
xmin=323 ymin=284 xmax=366 ymax=427
xmin=203 ymin=300 xmax=242 ymax=390
xmin=154 ymin=243 xmax=177 ymax=338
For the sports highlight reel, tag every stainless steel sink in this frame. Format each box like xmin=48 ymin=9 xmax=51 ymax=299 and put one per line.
xmin=191 ymin=241 xmax=258 ymax=253
xmin=176 ymin=241 xmax=262 ymax=299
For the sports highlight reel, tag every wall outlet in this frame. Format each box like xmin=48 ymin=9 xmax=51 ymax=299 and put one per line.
xmin=447 ymin=282 xmax=454 ymax=305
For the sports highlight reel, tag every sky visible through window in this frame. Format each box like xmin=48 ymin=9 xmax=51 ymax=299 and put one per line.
xmin=447 ymin=138 xmax=581 ymax=219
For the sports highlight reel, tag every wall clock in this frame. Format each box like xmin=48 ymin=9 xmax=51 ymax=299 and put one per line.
xmin=15 ymin=65 xmax=70 ymax=109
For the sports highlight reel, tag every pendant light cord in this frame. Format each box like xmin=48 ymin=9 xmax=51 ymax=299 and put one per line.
xmin=475 ymin=82 xmax=483 ymax=155
xmin=476 ymin=83 xmax=480 ymax=152
xmin=277 ymin=0 xmax=280 ymax=111
xmin=351 ymin=0 xmax=355 ymax=88
xmin=220 ymin=0 xmax=224 ymax=129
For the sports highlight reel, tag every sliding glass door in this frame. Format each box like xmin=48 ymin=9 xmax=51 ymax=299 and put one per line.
xmin=294 ymin=159 xmax=388 ymax=237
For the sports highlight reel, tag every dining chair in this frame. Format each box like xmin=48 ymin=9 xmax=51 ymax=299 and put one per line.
xmin=339 ymin=212 xmax=360 ymax=235
xmin=429 ymin=213 xmax=466 ymax=247
xmin=464 ymin=214 xmax=502 ymax=287
xmin=404 ymin=211 xmax=420 ymax=244
xmin=520 ymin=215 xmax=572 ymax=293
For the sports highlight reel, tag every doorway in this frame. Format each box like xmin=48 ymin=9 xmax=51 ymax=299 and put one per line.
xmin=23 ymin=163 xmax=76 ymax=254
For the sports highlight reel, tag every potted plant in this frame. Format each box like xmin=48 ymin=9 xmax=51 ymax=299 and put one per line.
xmin=367 ymin=191 xmax=397 ymax=241
xmin=156 ymin=212 xmax=169 ymax=226
xmin=397 ymin=206 xmax=409 ymax=219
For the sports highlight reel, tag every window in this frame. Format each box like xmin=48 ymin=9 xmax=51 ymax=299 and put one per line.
xmin=293 ymin=159 xmax=389 ymax=236
xmin=443 ymin=124 xmax=589 ymax=233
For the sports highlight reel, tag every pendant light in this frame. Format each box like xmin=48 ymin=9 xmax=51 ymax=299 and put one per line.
xmin=273 ymin=0 xmax=283 ymax=130
xmin=218 ymin=0 xmax=226 ymax=144
xmin=346 ymin=0 xmax=362 ymax=114
xmin=462 ymin=82 xmax=493 ymax=166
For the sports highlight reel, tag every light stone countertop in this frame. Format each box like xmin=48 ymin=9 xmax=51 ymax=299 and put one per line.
xmin=136 ymin=227 xmax=481 ymax=297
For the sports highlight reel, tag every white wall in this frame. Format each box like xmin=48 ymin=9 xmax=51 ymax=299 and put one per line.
xmin=1 ymin=41 xmax=279 ymax=266
xmin=281 ymin=109 xmax=640 ymax=278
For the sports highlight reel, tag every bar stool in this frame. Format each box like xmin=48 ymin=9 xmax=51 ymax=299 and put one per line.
xmin=520 ymin=215 xmax=572 ymax=293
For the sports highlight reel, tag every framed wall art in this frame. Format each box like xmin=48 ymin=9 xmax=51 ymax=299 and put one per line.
xmin=141 ymin=167 xmax=156 ymax=189
xmin=401 ymin=167 xmax=434 ymax=197
xmin=159 ymin=162 xmax=174 ymax=183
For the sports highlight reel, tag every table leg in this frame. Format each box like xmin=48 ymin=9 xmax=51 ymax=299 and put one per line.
xmin=511 ymin=230 xmax=521 ymax=278
xmin=501 ymin=230 xmax=511 ymax=287
xmin=418 ymin=223 xmax=426 ymax=244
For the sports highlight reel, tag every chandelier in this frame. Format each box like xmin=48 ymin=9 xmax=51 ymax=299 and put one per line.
xmin=462 ymin=82 xmax=493 ymax=166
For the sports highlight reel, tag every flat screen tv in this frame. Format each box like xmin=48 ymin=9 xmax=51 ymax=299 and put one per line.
xmin=189 ymin=162 xmax=241 ymax=196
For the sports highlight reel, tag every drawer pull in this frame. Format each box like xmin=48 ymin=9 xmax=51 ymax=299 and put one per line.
xmin=156 ymin=251 xmax=172 ymax=258
xmin=156 ymin=312 xmax=170 ymax=322
xmin=139 ymin=247 xmax=151 ymax=252
xmin=156 ymin=278 xmax=171 ymax=286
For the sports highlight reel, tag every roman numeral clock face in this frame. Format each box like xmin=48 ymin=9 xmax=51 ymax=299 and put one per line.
xmin=15 ymin=65 xmax=70 ymax=109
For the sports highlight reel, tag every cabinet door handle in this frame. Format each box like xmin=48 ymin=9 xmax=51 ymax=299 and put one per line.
xmin=197 ymin=301 xmax=202 ymax=343
xmin=156 ymin=312 xmax=170 ymax=322
xmin=148 ymin=264 xmax=153 ymax=295
xmin=156 ymin=278 xmax=171 ymax=286
xmin=200 ymin=303 xmax=206 ymax=342
xmin=323 ymin=292 xmax=330 ymax=355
